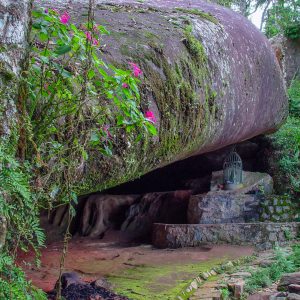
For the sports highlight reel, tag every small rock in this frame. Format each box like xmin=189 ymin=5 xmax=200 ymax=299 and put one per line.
xmin=190 ymin=280 xmax=198 ymax=289
xmin=259 ymin=259 xmax=275 ymax=267
xmin=270 ymin=292 xmax=288 ymax=300
xmin=196 ymin=277 xmax=203 ymax=284
xmin=60 ymin=272 xmax=82 ymax=289
xmin=288 ymin=294 xmax=300 ymax=300
xmin=201 ymin=272 xmax=210 ymax=280
xmin=248 ymin=294 xmax=272 ymax=300
xmin=91 ymin=278 xmax=111 ymax=290
xmin=289 ymin=285 xmax=300 ymax=294
xmin=279 ymin=273 xmax=300 ymax=291
xmin=223 ymin=261 xmax=234 ymax=271
xmin=234 ymin=280 xmax=245 ymax=299
xmin=230 ymin=272 xmax=251 ymax=278
xmin=210 ymin=270 xmax=217 ymax=276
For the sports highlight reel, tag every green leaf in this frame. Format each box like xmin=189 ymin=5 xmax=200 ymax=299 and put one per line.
xmin=54 ymin=45 xmax=72 ymax=55
xmin=147 ymin=123 xmax=157 ymax=135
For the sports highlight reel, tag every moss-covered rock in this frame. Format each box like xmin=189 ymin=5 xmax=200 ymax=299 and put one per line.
xmin=37 ymin=0 xmax=288 ymax=195
xmin=0 ymin=0 xmax=31 ymax=252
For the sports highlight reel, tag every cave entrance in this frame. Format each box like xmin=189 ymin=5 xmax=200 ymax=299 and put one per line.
xmin=46 ymin=136 xmax=271 ymax=244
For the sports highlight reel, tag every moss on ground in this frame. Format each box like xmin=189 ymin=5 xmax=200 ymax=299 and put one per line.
xmin=107 ymin=258 xmax=227 ymax=300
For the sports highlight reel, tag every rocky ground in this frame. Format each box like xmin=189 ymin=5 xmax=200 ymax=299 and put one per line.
xmin=47 ymin=272 xmax=128 ymax=300
xmin=185 ymin=245 xmax=300 ymax=300
xmin=17 ymin=233 xmax=253 ymax=299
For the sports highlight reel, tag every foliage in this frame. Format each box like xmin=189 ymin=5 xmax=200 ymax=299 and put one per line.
xmin=0 ymin=254 xmax=46 ymax=300
xmin=220 ymin=287 xmax=230 ymax=299
xmin=271 ymin=117 xmax=300 ymax=195
xmin=289 ymin=79 xmax=300 ymax=118
xmin=0 ymin=144 xmax=45 ymax=255
xmin=27 ymin=8 xmax=156 ymax=209
xmin=0 ymin=143 xmax=46 ymax=299
xmin=265 ymin=0 xmax=300 ymax=39
xmin=269 ymin=79 xmax=300 ymax=197
xmin=245 ymin=246 xmax=297 ymax=293
xmin=1 ymin=4 xmax=157 ymax=299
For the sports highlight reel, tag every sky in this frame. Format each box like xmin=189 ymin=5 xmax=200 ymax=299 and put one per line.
xmin=250 ymin=6 xmax=264 ymax=29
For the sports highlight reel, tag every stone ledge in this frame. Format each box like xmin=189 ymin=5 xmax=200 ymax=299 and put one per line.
xmin=152 ymin=222 xmax=300 ymax=250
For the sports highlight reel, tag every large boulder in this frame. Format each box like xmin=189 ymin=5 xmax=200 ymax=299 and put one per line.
xmin=188 ymin=171 xmax=273 ymax=224
xmin=188 ymin=192 xmax=261 ymax=224
xmin=36 ymin=0 xmax=287 ymax=195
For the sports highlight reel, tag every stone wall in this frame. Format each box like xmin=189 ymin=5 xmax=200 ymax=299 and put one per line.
xmin=260 ymin=195 xmax=295 ymax=222
xmin=152 ymin=223 xmax=300 ymax=250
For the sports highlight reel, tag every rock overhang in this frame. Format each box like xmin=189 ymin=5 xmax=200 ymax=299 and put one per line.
xmin=35 ymin=0 xmax=288 ymax=193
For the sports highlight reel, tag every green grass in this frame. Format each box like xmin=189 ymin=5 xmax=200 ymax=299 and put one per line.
xmin=107 ymin=258 xmax=226 ymax=300
xmin=245 ymin=245 xmax=300 ymax=294
xmin=270 ymin=79 xmax=300 ymax=196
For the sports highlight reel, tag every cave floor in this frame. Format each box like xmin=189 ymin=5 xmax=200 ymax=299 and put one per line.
xmin=18 ymin=231 xmax=254 ymax=300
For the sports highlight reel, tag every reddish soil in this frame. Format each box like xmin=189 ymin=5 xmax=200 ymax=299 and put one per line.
xmin=17 ymin=230 xmax=254 ymax=293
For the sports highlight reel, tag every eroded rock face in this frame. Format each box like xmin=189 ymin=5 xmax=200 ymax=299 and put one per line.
xmin=0 ymin=0 xmax=31 ymax=252
xmin=0 ymin=216 xmax=7 ymax=252
xmin=36 ymin=0 xmax=287 ymax=195
xmin=79 ymin=194 xmax=140 ymax=238
xmin=271 ymin=35 xmax=300 ymax=85
xmin=121 ymin=190 xmax=191 ymax=241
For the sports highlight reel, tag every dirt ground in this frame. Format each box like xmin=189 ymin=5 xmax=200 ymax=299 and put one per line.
xmin=18 ymin=230 xmax=254 ymax=299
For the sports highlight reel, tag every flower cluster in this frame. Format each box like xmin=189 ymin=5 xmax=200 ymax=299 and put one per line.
xmin=129 ymin=62 xmax=142 ymax=77
xmin=145 ymin=111 xmax=156 ymax=123
xmin=60 ymin=12 xmax=70 ymax=24
xmin=85 ymin=31 xmax=99 ymax=45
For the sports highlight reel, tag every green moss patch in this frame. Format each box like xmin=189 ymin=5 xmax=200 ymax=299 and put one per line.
xmin=175 ymin=8 xmax=219 ymax=24
xmin=107 ymin=258 xmax=228 ymax=300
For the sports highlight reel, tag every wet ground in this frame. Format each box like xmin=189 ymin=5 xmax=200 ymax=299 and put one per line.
xmin=18 ymin=230 xmax=254 ymax=299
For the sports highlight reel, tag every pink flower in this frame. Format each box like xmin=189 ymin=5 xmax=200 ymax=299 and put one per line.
xmin=103 ymin=125 xmax=112 ymax=139
xmin=60 ymin=12 xmax=70 ymax=24
xmin=85 ymin=31 xmax=92 ymax=41
xmin=129 ymin=62 xmax=142 ymax=77
xmin=145 ymin=111 xmax=156 ymax=123
xmin=93 ymin=38 xmax=99 ymax=46
xmin=122 ymin=83 xmax=129 ymax=88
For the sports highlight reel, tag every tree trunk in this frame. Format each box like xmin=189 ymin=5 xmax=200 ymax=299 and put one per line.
xmin=0 ymin=0 xmax=32 ymax=251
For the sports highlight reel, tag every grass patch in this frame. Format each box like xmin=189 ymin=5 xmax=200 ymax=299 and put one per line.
xmin=245 ymin=245 xmax=300 ymax=294
xmin=270 ymin=78 xmax=300 ymax=197
xmin=107 ymin=258 xmax=226 ymax=300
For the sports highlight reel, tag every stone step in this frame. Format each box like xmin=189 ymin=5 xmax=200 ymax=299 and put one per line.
xmin=191 ymin=287 xmax=221 ymax=300
xmin=153 ymin=222 xmax=300 ymax=250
